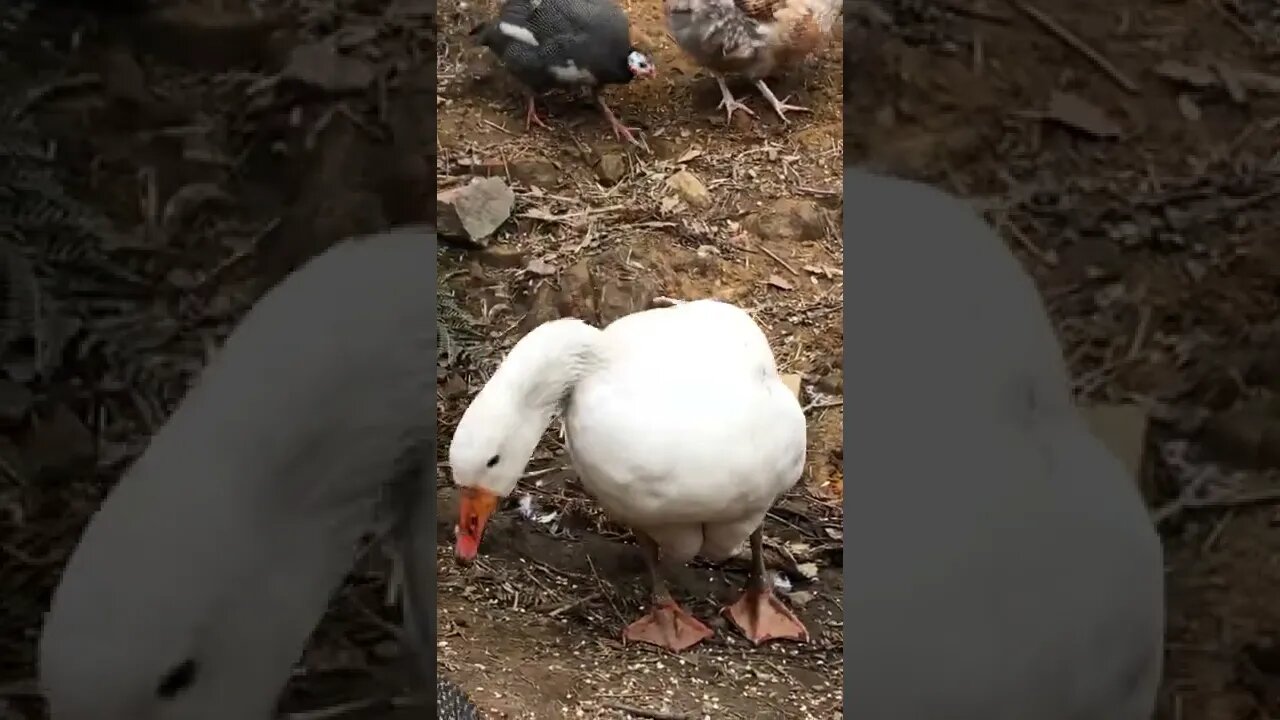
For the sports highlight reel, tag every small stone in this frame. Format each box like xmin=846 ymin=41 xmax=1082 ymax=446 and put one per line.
xmin=747 ymin=198 xmax=827 ymax=242
xmin=1176 ymin=94 xmax=1201 ymax=121
xmin=508 ymin=159 xmax=561 ymax=189
xmin=555 ymin=261 xmax=597 ymax=321
xmin=595 ymin=153 xmax=627 ymax=186
xmin=665 ymin=169 xmax=710 ymax=208
xmin=437 ymin=177 xmax=515 ymax=248
xmin=816 ymin=370 xmax=843 ymax=395
xmin=281 ymin=41 xmax=376 ymax=94
xmin=161 ymin=183 xmax=233 ymax=236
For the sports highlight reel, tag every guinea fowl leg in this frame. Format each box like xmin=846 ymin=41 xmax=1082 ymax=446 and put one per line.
xmin=723 ymin=527 xmax=810 ymax=645
xmin=753 ymin=79 xmax=811 ymax=124
xmin=595 ymin=95 xmax=644 ymax=148
xmin=524 ymin=95 xmax=552 ymax=131
xmin=622 ymin=532 xmax=714 ymax=652
xmin=714 ymin=75 xmax=756 ymax=125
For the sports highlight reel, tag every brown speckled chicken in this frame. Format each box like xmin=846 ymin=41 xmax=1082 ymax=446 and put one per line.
xmin=664 ymin=0 xmax=839 ymax=123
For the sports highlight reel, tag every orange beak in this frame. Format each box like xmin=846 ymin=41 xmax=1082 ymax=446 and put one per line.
xmin=455 ymin=487 xmax=498 ymax=565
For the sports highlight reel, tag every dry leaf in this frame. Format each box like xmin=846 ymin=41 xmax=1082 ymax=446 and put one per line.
xmin=795 ymin=562 xmax=820 ymax=580
xmin=525 ymin=258 xmax=556 ymax=276
xmin=766 ymin=274 xmax=794 ymax=291
xmin=1239 ymin=70 xmax=1280 ymax=95
xmin=1214 ymin=62 xmax=1247 ymax=103
xmin=804 ymin=264 xmax=843 ymax=278
xmin=519 ymin=208 xmax=560 ymax=222
xmin=676 ymin=148 xmax=704 ymax=163
xmin=1046 ymin=91 xmax=1121 ymax=139
xmin=1153 ymin=60 xmax=1218 ymax=88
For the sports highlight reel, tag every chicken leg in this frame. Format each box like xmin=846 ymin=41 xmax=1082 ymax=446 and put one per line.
xmin=723 ymin=527 xmax=809 ymax=644
xmin=622 ymin=532 xmax=713 ymax=652
xmin=715 ymin=75 xmax=756 ymax=125
xmin=754 ymin=79 xmax=811 ymax=124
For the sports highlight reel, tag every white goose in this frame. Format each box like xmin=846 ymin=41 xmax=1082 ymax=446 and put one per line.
xmin=39 ymin=227 xmax=436 ymax=720
xmin=449 ymin=298 xmax=809 ymax=651
xmin=844 ymin=168 xmax=1164 ymax=718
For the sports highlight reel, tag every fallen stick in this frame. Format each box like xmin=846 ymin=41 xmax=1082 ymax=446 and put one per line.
xmin=1179 ymin=489 xmax=1280 ymax=513
xmin=603 ymin=701 xmax=693 ymax=720
xmin=1152 ymin=470 xmax=1280 ymax=525
xmin=1151 ymin=468 xmax=1215 ymax=525
xmin=1012 ymin=0 xmax=1140 ymax=93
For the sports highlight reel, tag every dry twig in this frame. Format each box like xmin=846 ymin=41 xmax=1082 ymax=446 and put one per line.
xmin=1011 ymin=0 xmax=1140 ymax=93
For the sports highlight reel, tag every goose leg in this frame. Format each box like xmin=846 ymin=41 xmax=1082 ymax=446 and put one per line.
xmin=723 ymin=527 xmax=809 ymax=645
xmin=714 ymin=75 xmax=755 ymax=125
xmin=622 ymin=532 xmax=713 ymax=652
xmin=753 ymin=79 xmax=811 ymax=124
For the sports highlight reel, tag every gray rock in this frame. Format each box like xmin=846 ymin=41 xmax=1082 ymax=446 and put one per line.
xmin=436 ymin=178 xmax=515 ymax=248
xmin=281 ymin=42 xmax=376 ymax=94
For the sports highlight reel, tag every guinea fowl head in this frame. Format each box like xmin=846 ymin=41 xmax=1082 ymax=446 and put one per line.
xmin=627 ymin=49 xmax=656 ymax=79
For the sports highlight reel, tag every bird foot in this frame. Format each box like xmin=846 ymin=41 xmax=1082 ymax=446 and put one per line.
xmin=524 ymin=98 xmax=552 ymax=131
xmin=717 ymin=96 xmax=756 ymax=126
xmin=623 ymin=600 xmax=713 ymax=652
xmin=723 ymin=586 xmax=809 ymax=645
xmin=753 ymin=80 xmax=811 ymax=125
xmin=596 ymin=98 xmax=646 ymax=149
xmin=610 ymin=121 xmax=645 ymax=148
xmin=763 ymin=96 xmax=810 ymax=124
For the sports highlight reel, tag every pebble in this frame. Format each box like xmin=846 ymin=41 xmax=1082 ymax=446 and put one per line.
xmin=595 ymin=153 xmax=628 ymax=186
xmin=665 ymin=169 xmax=711 ymax=208
xmin=747 ymin=198 xmax=827 ymax=242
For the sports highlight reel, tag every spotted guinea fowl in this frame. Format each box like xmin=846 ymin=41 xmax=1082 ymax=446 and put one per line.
xmin=39 ymin=227 xmax=435 ymax=720
xmin=664 ymin=0 xmax=840 ymax=123
xmin=438 ymin=677 xmax=482 ymax=720
xmin=470 ymin=0 xmax=655 ymax=146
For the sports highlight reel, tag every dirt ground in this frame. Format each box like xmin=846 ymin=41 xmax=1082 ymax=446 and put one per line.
xmin=0 ymin=0 xmax=1278 ymax=718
